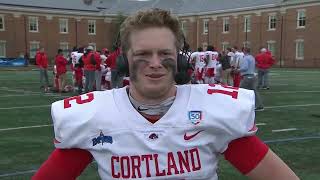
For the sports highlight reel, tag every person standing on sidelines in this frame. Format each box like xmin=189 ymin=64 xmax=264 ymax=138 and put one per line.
xmin=55 ymin=49 xmax=68 ymax=93
xmin=106 ymin=47 xmax=122 ymax=88
xmin=190 ymin=47 xmax=206 ymax=84
xmin=255 ymin=48 xmax=275 ymax=90
xmin=230 ymin=46 xmax=243 ymax=87
xmin=220 ymin=48 xmax=233 ymax=85
xmin=82 ymin=46 xmax=97 ymax=93
xmin=35 ymin=47 xmax=49 ymax=92
xmin=94 ymin=51 xmax=102 ymax=91
xmin=238 ymin=47 xmax=264 ymax=111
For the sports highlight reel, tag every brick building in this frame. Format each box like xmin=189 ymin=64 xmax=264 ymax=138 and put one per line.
xmin=0 ymin=0 xmax=319 ymax=67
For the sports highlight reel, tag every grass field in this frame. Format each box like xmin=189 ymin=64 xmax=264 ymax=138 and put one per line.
xmin=0 ymin=67 xmax=319 ymax=180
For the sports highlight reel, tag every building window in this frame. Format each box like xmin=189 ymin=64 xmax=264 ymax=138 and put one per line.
xmin=29 ymin=17 xmax=39 ymax=32
xmin=59 ymin=19 xmax=68 ymax=33
xmin=88 ymin=43 xmax=96 ymax=51
xmin=30 ymin=41 xmax=40 ymax=58
xmin=244 ymin=16 xmax=251 ymax=32
xmin=88 ymin=20 xmax=96 ymax=35
xmin=59 ymin=42 xmax=69 ymax=57
xmin=0 ymin=41 xmax=6 ymax=57
xmin=268 ymin=15 xmax=276 ymax=30
xmin=267 ymin=41 xmax=276 ymax=56
xmin=295 ymin=39 xmax=304 ymax=60
xmin=223 ymin=17 xmax=230 ymax=33
xmin=203 ymin=19 xmax=209 ymax=34
xmin=222 ymin=42 xmax=229 ymax=51
xmin=243 ymin=41 xmax=250 ymax=48
xmin=0 ymin=15 xmax=5 ymax=31
xmin=297 ymin=10 xmax=306 ymax=28
xmin=181 ymin=21 xmax=187 ymax=36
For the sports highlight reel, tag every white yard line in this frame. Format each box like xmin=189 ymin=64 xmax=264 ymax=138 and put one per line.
xmin=265 ymin=104 xmax=320 ymax=109
xmin=264 ymin=136 xmax=320 ymax=143
xmin=256 ymin=123 xmax=267 ymax=126
xmin=272 ymin=128 xmax=298 ymax=133
xmin=0 ymin=104 xmax=51 ymax=110
xmin=0 ymin=124 xmax=53 ymax=132
xmin=261 ymin=90 xmax=320 ymax=94
xmin=0 ymin=94 xmax=41 ymax=98
xmin=0 ymin=170 xmax=37 ymax=178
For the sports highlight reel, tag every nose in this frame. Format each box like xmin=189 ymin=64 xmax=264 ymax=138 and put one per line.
xmin=149 ymin=54 xmax=162 ymax=68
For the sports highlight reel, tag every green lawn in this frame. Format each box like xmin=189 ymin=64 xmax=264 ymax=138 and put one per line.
xmin=0 ymin=68 xmax=319 ymax=179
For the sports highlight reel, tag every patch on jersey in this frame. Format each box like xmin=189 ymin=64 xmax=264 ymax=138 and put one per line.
xmin=188 ymin=111 xmax=202 ymax=125
xmin=92 ymin=131 xmax=113 ymax=146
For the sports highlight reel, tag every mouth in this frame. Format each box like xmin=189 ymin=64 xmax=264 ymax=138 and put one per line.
xmin=145 ymin=74 xmax=165 ymax=79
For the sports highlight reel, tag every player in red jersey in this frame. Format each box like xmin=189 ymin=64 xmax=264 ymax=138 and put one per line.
xmin=33 ymin=8 xmax=299 ymax=180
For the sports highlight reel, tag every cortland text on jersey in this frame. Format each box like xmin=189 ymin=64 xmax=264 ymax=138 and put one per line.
xmin=111 ymin=147 xmax=201 ymax=178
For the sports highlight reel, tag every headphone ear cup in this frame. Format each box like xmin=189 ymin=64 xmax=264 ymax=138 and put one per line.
xmin=116 ymin=54 xmax=129 ymax=76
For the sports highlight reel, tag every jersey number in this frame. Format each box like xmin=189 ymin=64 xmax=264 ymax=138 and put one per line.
xmin=64 ymin=93 xmax=94 ymax=109
xmin=207 ymin=84 xmax=239 ymax=99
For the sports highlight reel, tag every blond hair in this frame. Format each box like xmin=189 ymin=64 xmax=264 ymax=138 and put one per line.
xmin=120 ymin=8 xmax=183 ymax=54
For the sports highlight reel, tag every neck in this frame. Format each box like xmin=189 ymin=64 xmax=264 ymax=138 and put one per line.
xmin=128 ymin=85 xmax=176 ymax=105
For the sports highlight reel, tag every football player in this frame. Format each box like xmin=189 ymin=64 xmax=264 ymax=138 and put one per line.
xmin=33 ymin=8 xmax=299 ymax=180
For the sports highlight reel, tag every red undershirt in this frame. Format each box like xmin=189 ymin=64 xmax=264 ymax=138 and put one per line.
xmin=32 ymin=115 xmax=268 ymax=180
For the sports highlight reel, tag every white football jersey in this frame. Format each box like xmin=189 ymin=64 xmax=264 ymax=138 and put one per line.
xmin=190 ymin=52 xmax=206 ymax=69
xmin=52 ymin=84 xmax=256 ymax=180
xmin=71 ymin=51 xmax=84 ymax=65
xmin=204 ymin=51 xmax=219 ymax=68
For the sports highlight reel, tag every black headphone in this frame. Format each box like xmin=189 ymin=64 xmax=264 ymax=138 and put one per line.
xmin=116 ymin=52 xmax=190 ymax=85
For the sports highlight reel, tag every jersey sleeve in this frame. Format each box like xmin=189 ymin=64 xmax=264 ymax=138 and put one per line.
xmin=51 ymin=92 xmax=99 ymax=149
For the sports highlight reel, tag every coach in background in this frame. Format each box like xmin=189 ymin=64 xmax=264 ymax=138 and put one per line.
xmin=255 ymin=48 xmax=275 ymax=90
xmin=35 ymin=47 xmax=49 ymax=92
xmin=55 ymin=49 xmax=68 ymax=93
xmin=238 ymin=47 xmax=264 ymax=111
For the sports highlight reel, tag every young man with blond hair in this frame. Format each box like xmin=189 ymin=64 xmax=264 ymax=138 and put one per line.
xmin=33 ymin=8 xmax=298 ymax=180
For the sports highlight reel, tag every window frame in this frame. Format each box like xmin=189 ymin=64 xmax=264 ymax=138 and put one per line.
xmin=59 ymin=18 xmax=69 ymax=34
xmin=222 ymin=42 xmax=229 ymax=51
xmin=203 ymin=19 xmax=209 ymax=34
xmin=244 ymin=15 xmax=251 ymax=32
xmin=59 ymin=42 xmax=69 ymax=58
xmin=28 ymin=16 xmax=39 ymax=32
xmin=0 ymin=40 xmax=6 ymax=58
xmin=295 ymin=39 xmax=304 ymax=60
xmin=0 ymin=15 xmax=5 ymax=31
xmin=181 ymin=20 xmax=187 ymax=36
xmin=268 ymin=14 xmax=276 ymax=30
xmin=267 ymin=40 xmax=276 ymax=56
xmin=29 ymin=41 xmax=40 ymax=58
xmin=223 ymin=17 xmax=230 ymax=33
xmin=88 ymin=20 xmax=96 ymax=35
xmin=297 ymin=9 xmax=306 ymax=29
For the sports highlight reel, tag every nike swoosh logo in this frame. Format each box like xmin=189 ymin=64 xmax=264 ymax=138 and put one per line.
xmin=184 ymin=130 xmax=204 ymax=140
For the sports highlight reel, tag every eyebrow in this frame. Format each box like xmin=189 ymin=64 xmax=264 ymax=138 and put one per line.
xmin=132 ymin=49 xmax=174 ymax=56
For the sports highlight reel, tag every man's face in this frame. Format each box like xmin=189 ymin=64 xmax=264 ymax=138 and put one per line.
xmin=127 ymin=27 xmax=177 ymax=99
